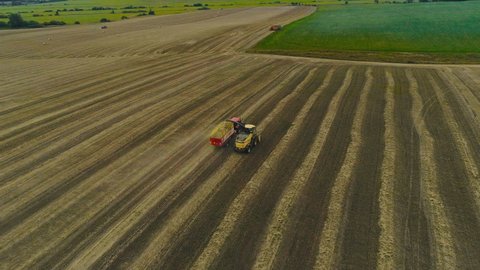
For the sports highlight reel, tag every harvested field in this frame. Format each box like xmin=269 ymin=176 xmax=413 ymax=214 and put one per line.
xmin=1 ymin=6 xmax=480 ymax=270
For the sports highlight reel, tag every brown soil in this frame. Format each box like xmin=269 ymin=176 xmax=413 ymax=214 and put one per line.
xmin=0 ymin=6 xmax=479 ymax=270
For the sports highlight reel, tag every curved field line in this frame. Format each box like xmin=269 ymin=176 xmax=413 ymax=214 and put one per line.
xmin=0 ymin=58 xmax=115 ymax=99
xmin=455 ymin=68 xmax=480 ymax=102
xmin=0 ymin=58 xmax=287 ymax=269
xmin=0 ymin=55 xmax=233 ymax=171
xmin=0 ymin=54 xmax=218 ymax=138
xmin=0 ymin=56 xmax=250 ymax=216
xmin=405 ymin=69 xmax=457 ymax=269
xmin=388 ymin=68 xmax=429 ymax=269
xmin=0 ymin=54 xmax=190 ymax=117
xmin=2 ymin=6 xmax=478 ymax=269
xmin=190 ymin=67 xmax=325 ymax=269
xmin=65 ymin=65 xmax=311 ymax=270
xmin=314 ymin=67 xmax=372 ymax=270
xmin=0 ymin=57 xmax=260 ymax=219
xmin=337 ymin=66 xmax=385 ymax=268
xmin=0 ymin=57 xmax=182 ymax=116
xmin=0 ymin=61 xmax=204 ymax=142
xmin=440 ymin=68 xmax=480 ymax=134
xmin=0 ymin=55 xmax=246 ymax=186
xmin=38 ymin=64 xmax=304 ymax=270
xmin=126 ymin=67 xmax=317 ymax=270
xmin=155 ymin=67 xmax=335 ymax=270
xmin=2 ymin=54 xmax=255 ymax=234
xmin=427 ymin=72 xmax=480 ymax=221
xmin=55 ymin=61 xmax=300 ymax=270
xmin=0 ymin=57 xmax=274 ymax=255
xmin=415 ymin=68 xmax=480 ymax=268
xmin=251 ymin=67 xmax=349 ymax=269
xmin=377 ymin=69 xmax=400 ymax=269
xmin=161 ymin=7 xmax=314 ymax=54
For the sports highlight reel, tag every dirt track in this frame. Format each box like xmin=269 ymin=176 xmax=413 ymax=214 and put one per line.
xmin=1 ymin=6 xmax=480 ymax=269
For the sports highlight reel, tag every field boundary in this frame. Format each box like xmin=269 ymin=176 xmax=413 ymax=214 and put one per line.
xmin=248 ymin=49 xmax=480 ymax=65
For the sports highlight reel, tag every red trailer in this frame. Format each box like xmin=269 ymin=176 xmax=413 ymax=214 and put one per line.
xmin=210 ymin=117 xmax=243 ymax=147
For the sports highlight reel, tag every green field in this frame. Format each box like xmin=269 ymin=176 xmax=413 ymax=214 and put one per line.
xmin=0 ymin=0 xmax=324 ymax=25
xmin=0 ymin=0 xmax=223 ymax=25
xmin=254 ymin=1 xmax=480 ymax=63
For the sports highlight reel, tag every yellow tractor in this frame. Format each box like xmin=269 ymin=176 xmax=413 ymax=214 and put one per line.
xmin=234 ymin=124 xmax=260 ymax=153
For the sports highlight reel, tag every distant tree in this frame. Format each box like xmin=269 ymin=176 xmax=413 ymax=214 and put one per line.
xmin=111 ymin=9 xmax=115 ymax=14
xmin=100 ymin=18 xmax=111 ymax=22
xmin=74 ymin=21 xmax=80 ymax=24
xmin=8 ymin=13 xmax=25 ymax=28
xmin=55 ymin=10 xmax=60 ymax=16
xmin=44 ymin=20 xmax=66 ymax=26
xmin=121 ymin=16 xmax=128 ymax=20
xmin=146 ymin=0 xmax=156 ymax=15
xmin=25 ymin=20 xmax=42 ymax=28
xmin=7 ymin=14 xmax=42 ymax=28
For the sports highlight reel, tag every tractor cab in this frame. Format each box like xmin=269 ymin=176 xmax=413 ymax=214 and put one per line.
xmin=244 ymin=124 xmax=256 ymax=134
xmin=234 ymin=124 xmax=260 ymax=153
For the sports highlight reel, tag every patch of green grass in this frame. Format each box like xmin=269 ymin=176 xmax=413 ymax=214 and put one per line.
xmin=254 ymin=1 xmax=480 ymax=62
xmin=0 ymin=1 xmax=193 ymax=24
xmin=0 ymin=0 xmax=325 ymax=25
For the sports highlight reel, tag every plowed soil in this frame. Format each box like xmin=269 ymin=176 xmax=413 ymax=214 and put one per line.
xmin=1 ymin=6 xmax=479 ymax=270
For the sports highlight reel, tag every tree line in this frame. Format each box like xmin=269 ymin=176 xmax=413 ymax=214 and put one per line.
xmin=0 ymin=13 xmax=65 ymax=28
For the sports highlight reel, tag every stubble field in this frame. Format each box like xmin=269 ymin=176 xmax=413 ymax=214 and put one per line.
xmin=0 ymin=6 xmax=479 ymax=269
